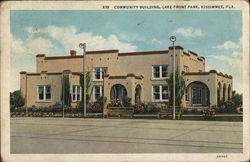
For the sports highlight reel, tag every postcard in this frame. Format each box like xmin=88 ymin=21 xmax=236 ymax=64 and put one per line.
xmin=1 ymin=0 xmax=249 ymax=161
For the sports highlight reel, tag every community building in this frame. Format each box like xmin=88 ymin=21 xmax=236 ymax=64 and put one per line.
xmin=20 ymin=45 xmax=233 ymax=111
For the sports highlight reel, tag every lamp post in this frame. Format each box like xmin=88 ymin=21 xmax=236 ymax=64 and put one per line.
xmin=170 ymin=36 xmax=176 ymax=120
xmin=79 ymin=43 xmax=87 ymax=118
xmin=102 ymin=71 xmax=105 ymax=119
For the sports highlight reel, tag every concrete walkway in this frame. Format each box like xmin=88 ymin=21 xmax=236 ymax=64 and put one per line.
xmin=11 ymin=117 xmax=243 ymax=153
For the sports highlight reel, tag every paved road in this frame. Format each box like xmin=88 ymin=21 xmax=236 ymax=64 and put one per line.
xmin=11 ymin=118 xmax=243 ymax=153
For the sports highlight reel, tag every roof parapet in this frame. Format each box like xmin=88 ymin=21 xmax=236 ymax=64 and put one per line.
xmin=36 ymin=54 xmax=45 ymax=57
xmin=188 ymin=50 xmax=198 ymax=56
xmin=119 ymin=50 xmax=168 ymax=56
xmin=184 ymin=70 xmax=232 ymax=79
xmin=20 ymin=71 xmax=27 ymax=74
xmin=168 ymin=46 xmax=184 ymax=50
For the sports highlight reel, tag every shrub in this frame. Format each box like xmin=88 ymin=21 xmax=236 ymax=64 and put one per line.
xmin=89 ymin=103 xmax=102 ymax=113
xmin=32 ymin=107 xmax=41 ymax=112
xmin=122 ymin=97 xmax=132 ymax=107
xmin=140 ymin=102 xmax=161 ymax=113
xmin=108 ymin=99 xmax=123 ymax=107
xmin=10 ymin=90 xmax=25 ymax=108
xmin=144 ymin=102 xmax=155 ymax=112
xmin=134 ymin=104 xmax=145 ymax=113
xmin=95 ymin=96 xmax=107 ymax=107
xmin=50 ymin=102 xmax=62 ymax=109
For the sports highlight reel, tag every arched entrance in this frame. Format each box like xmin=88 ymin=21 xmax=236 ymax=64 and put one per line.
xmin=218 ymin=82 xmax=221 ymax=105
xmin=223 ymin=83 xmax=227 ymax=102
xmin=135 ymin=84 xmax=141 ymax=103
xmin=187 ymin=81 xmax=210 ymax=106
xmin=228 ymin=84 xmax=231 ymax=99
xmin=110 ymin=84 xmax=127 ymax=101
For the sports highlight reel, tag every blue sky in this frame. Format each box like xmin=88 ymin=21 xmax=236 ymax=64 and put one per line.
xmin=10 ymin=10 xmax=243 ymax=93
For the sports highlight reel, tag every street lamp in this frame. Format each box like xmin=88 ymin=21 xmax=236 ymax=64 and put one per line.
xmin=170 ymin=36 xmax=176 ymax=120
xmin=79 ymin=43 xmax=87 ymax=118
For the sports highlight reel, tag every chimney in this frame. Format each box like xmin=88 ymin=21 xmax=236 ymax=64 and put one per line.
xmin=70 ymin=50 xmax=77 ymax=56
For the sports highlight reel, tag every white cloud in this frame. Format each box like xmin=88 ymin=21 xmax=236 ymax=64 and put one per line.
xmin=174 ymin=27 xmax=205 ymax=38
xmin=26 ymin=26 xmax=137 ymax=53
xmin=209 ymin=55 xmax=242 ymax=66
xmin=11 ymin=34 xmax=56 ymax=57
xmin=231 ymin=51 xmax=242 ymax=57
xmin=11 ymin=26 xmax=138 ymax=92
xmin=212 ymin=40 xmax=240 ymax=50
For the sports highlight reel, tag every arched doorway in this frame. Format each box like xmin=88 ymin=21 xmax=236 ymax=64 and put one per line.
xmin=228 ymin=84 xmax=231 ymax=99
xmin=187 ymin=81 xmax=210 ymax=106
xmin=223 ymin=83 xmax=227 ymax=102
xmin=218 ymin=82 xmax=221 ymax=105
xmin=110 ymin=84 xmax=127 ymax=101
xmin=135 ymin=84 xmax=141 ymax=103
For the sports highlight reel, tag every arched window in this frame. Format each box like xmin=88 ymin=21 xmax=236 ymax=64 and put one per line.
xmin=110 ymin=84 xmax=127 ymax=101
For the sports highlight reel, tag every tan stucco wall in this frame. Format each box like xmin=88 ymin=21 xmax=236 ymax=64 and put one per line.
xmin=184 ymin=72 xmax=233 ymax=107
xmin=37 ymin=56 xmax=84 ymax=73
xmin=180 ymin=51 xmax=205 ymax=72
xmin=217 ymin=75 xmax=233 ymax=101
xmin=20 ymin=72 xmax=81 ymax=108
xmin=22 ymin=47 xmax=231 ymax=108
xmin=184 ymin=73 xmax=217 ymax=107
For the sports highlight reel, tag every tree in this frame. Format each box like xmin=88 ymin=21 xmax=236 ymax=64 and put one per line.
xmin=61 ymin=73 xmax=71 ymax=107
xmin=10 ymin=90 xmax=25 ymax=108
xmin=80 ymin=72 xmax=92 ymax=105
xmin=231 ymin=91 xmax=242 ymax=109
xmin=166 ymin=71 xmax=185 ymax=107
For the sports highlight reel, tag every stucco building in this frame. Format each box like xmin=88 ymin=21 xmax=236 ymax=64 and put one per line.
xmin=20 ymin=45 xmax=233 ymax=110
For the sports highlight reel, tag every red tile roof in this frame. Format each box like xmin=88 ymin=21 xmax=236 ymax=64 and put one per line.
xmin=183 ymin=51 xmax=190 ymax=56
xmin=197 ymin=57 xmax=203 ymax=61
xmin=119 ymin=50 xmax=169 ymax=56
xmin=43 ymin=50 xmax=119 ymax=60
xmin=20 ymin=71 xmax=27 ymax=74
xmin=105 ymin=73 xmax=144 ymax=79
xmin=188 ymin=50 xmax=198 ymax=56
xmin=45 ymin=55 xmax=83 ymax=60
xmin=86 ymin=49 xmax=118 ymax=54
xmin=183 ymin=72 xmax=210 ymax=75
xmin=36 ymin=54 xmax=45 ymax=57
xmin=184 ymin=70 xmax=232 ymax=79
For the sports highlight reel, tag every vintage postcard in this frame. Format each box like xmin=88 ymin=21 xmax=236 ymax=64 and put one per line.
xmin=1 ymin=0 xmax=249 ymax=161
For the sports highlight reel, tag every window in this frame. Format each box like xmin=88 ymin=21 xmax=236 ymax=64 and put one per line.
xmin=37 ymin=85 xmax=51 ymax=101
xmin=152 ymin=65 xmax=168 ymax=79
xmin=72 ymin=85 xmax=81 ymax=102
xmin=152 ymin=85 xmax=168 ymax=101
xmin=93 ymin=85 xmax=103 ymax=101
xmin=94 ymin=67 xmax=107 ymax=80
xmin=184 ymin=66 xmax=189 ymax=72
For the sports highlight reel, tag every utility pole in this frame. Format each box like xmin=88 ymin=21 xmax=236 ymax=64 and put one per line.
xmin=79 ymin=43 xmax=86 ymax=118
xmin=102 ymin=71 xmax=105 ymax=119
xmin=170 ymin=36 xmax=176 ymax=120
